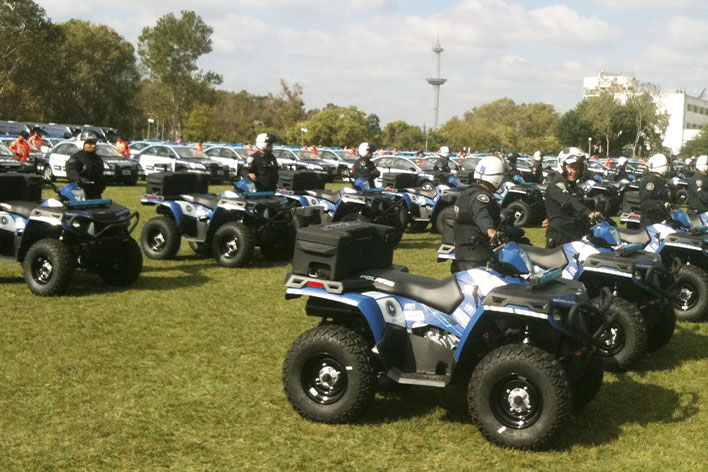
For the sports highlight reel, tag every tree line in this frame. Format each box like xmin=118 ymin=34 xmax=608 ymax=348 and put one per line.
xmin=2 ymin=0 xmax=706 ymax=157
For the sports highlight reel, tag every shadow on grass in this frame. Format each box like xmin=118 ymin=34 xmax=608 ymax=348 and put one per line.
xmin=396 ymin=240 xmax=439 ymax=250
xmin=634 ymin=324 xmax=708 ymax=373
xmin=356 ymin=385 xmax=456 ymax=425
xmin=0 ymin=275 xmax=25 ymax=285
xmin=552 ymin=373 xmax=699 ymax=450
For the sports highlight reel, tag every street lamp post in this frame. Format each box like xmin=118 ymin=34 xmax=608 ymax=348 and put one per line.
xmin=147 ymin=118 xmax=154 ymax=140
xmin=300 ymin=128 xmax=308 ymax=146
xmin=588 ymin=137 xmax=592 ymax=156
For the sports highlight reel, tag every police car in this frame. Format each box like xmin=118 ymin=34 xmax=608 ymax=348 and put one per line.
xmin=44 ymin=140 xmax=140 ymax=185
xmin=137 ymin=143 xmax=230 ymax=183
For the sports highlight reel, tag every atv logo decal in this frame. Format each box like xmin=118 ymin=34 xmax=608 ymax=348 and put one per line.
xmin=477 ymin=194 xmax=489 ymax=203
xmin=385 ymin=300 xmax=396 ymax=316
xmin=0 ymin=217 xmax=6 ymax=225
xmin=646 ymin=182 xmax=655 ymax=191
xmin=359 ymin=274 xmax=395 ymax=287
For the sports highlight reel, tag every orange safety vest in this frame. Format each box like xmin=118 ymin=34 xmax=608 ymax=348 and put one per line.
xmin=10 ymin=139 xmax=30 ymax=162
xmin=28 ymin=135 xmax=44 ymax=150
xmin=115 ymin=139 xmax=131 ymax=159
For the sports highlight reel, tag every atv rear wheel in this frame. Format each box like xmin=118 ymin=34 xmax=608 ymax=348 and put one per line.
xmin=673 ymin=264 xmax=708 ymax=322
xmin=468 ymin=344 xmax=571 ymax=450
xmin=23 ymin=239 xmax=74 ymax=296
xmin=567 ymin=352 xmax=604 ymax=409
xmin=99 ymin=238 xmax=143 ymax=286
xmin=434 ymin=205 xmax=455 ymax=234
xmin=141 ymin=216 xmax=181 ymax=260
xmin=283 ymin=324 xmax=375 ymax=423
xmin=506 ymin=200 xmax=531 ymax=228
xmin=593 ymin=297 xmax=648 ymax=371
xmin=212 ymin=221 xmax=253 ymax=267
xmin=646 ymin=301 xmax=676 ymax=352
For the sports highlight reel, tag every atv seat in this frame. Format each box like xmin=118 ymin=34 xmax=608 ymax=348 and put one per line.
xmin=361 ymin=268 xmax=463 ymax=314
xmin=0 ymin=201 xmax=41 ymax=218
xmin=518 ymin=244 xmax=568 ymax=270
xmin=306 ymin=189 xmax=341 ymax=204
xmin=406 ymin=187 xmax=438 ymax=199
xmin=615 ymin=227 xmax=651 ymax=245
xmin=180 ymin=193 xmax=220 ymax=209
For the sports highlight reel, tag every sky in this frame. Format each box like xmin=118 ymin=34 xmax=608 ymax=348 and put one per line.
xmin=39 ymin=0 xmax=708 ymax=128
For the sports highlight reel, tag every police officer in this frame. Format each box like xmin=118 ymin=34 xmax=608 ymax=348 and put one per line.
xmin=452 ymin=155 xmax=506 ymax=271
xmin=243 ymin=132 xmax=279 ymax=192
xmin=614 ymin=156 xmax=629 ymax=181
xmin=434 ymin=146 xmax=452 ymax=184
xmin=352 ymin=142 xmax=379 ymax=188
xmin=504 ymin=152 xmax=519 ymax=181
xmin=65 ymin=131 xmax=105 ymax=199
xmin=687 ymin=155 xmax=708 ymax=215
xmin=528 ymin=151 xmax=544 ymax=183
xmin=640 ymin=153 xmax=671 ymax=227
xmin=544 ymin=147 xmax=602 ymax=248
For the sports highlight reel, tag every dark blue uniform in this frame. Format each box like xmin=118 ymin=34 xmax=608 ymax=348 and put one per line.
xmin=639 ymin=172 xmax=670 ymax=227
xmin=687 ymin=173 xmax=708 ymax=214
xmin=66 ymin=150 xmax=105 ymax=199
xmin=453 ymin=183 xmax=500 ymax=271
xmin=544 ymin=171 xmax=592 ymax=248
xmin=352 ymin=157 xmax=380 ymax=187
xmin=242 ymin=150 xmax=279 ymax=191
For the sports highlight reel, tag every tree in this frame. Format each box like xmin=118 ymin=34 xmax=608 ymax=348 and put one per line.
xmin=680 ymin=126 xmax=708 ymax=157
xmin=48 ymin=20 xmax=141 ymax=134
xmin=380 ymin=120 xmax=424 ymax=149
xmin=298 ymin=106 xmax=369 ymax=146
xmin=556 ymin=108 xmax=595 ymax=150
xmin=625 ymin=93 xmax=668 ymax=157
xmin=0 ymin=0 xmax=59 ymax=118
xmin=138 ymin=11 xmax=222 ymax=139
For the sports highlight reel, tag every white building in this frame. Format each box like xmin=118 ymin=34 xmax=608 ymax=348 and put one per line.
xmin=583 ymin=71 xmax=708 ymax=155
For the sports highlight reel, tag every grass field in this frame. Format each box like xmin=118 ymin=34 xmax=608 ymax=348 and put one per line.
xmin=1 ymin=182 xmax=707 ymax=471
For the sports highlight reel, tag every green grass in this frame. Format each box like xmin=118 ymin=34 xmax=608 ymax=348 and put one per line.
xmin=0 ymin=183 xmax=707 ymax=471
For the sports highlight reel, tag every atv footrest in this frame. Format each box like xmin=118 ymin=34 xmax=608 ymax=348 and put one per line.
xmin=386 ymin=367 xmax=450 ymax=387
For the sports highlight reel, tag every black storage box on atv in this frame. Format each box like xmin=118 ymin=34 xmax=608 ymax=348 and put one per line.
xmin=146 ymin=171 xmax=209 ymax=198
xmin=622 ymin=189 xmax=641 ymax=212
xmin=0 ymin=173 xmax=43 ymax=202
xmin=292 ymin=221 xmax=395 ymax=280
xmin=382 ymin=172 xmax=419 ymax=189
xmin=277 ymin=170 xmax=324 ymax=192
xmin=456 ymin=169 xmax=474 ymax=185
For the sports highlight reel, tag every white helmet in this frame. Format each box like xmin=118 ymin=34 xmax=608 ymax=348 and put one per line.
xmin=533 ymin=151 xmax=541 ymax=160
xmin=255 ymin=132 xmax=278 ymax=151
xmin=358 ymin=142 xmax=376 ymax=157
xmin=617 ymin=156 xmax=627 ymax=166
xmin=474 ymin=155 xmax=505 ymax=190
xmin=557 ymin=147 xmax=587 ymax=173
xmin=696 ymin=155 xmax=708 ymax=173
xmin=647 ymin=153 xmax=669 ymax=175
xmin=439 ymin=146 xmax=450 ymax=158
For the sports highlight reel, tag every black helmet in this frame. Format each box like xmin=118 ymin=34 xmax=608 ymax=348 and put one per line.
xmin=507 ymin=152 xmax=519 ymax=162
xmin=20 ymin=131 xmax=30 ymax=139
xmin=80 ymin=130 xmax=98 ymax=142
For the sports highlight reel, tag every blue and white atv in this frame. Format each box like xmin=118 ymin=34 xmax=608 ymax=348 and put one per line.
xmin=0 ymin=175 xmax=141 ymax=295
xmin=140 ymin=172 xmax=297 ymax=266
xmin=282 ymin=221 xmax=611 ymax=450
xmin=600 ymin=209 xmax=708 ymax=322
xmin=496 ymin=177 xmax=546 ymax=227
xmin=380 ymin=174 xmax=463 ymax=233
xmin=438 ymin=221 xmax=677 ymax=370
xmin=267 ymin=176 xmax=410 ymax=244
xmin=581 ymin=176 xmax=621 ymax=216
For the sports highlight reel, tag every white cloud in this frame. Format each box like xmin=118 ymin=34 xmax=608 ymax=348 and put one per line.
xmin=592 ymin=0 xmax=702 ymax=9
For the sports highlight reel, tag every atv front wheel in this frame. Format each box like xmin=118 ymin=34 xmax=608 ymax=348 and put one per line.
xmin=23 ymin=239 xmax=74 ymax=296
xmin=673 ymin=264 xmax=708 ymax=322
xmin=141 ymin=216 xmax=181 ymax=260
xmin=506 ymin=200 xmax=531 ymax=228
xmin=212 ymin=222 xmax=253 ymax=267
xmin=99 ymin=238 xmax=143 ymax=286
xmin=283 ymin=324 xmax=375 ymax=423
xmin=468 ymin=344 xmax=571 ymax=450
xmin=594 ymin=297 xmax=648 ymax=371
